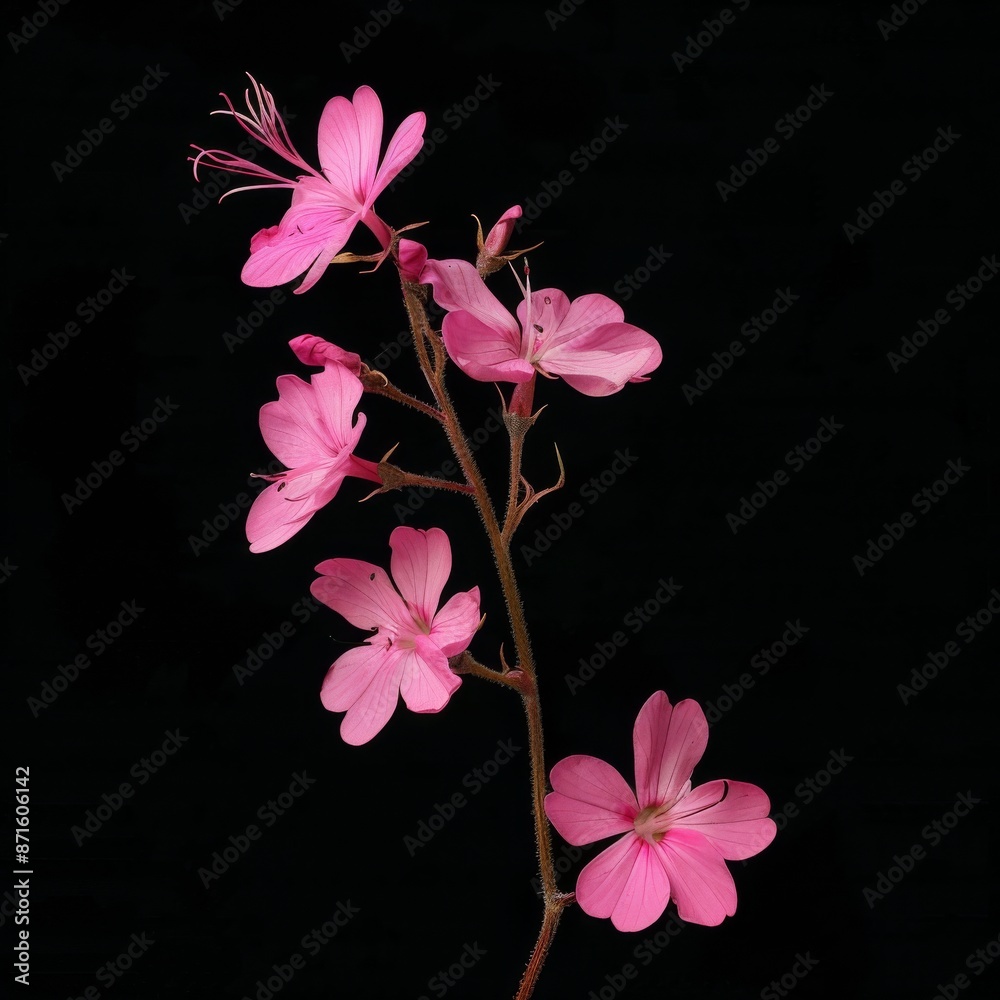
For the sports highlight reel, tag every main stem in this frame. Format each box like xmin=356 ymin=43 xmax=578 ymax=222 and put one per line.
xmin=401 ymin=281 xmax=569 ymax=999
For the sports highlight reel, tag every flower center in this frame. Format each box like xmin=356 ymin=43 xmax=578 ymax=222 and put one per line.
xmin=633 ymin=805 xmax=671 ymax=844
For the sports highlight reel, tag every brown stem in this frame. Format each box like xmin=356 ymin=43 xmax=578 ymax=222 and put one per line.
xmin=360 ymin=371 xmax=444 ymax=423
xmin=400 ymin=281 xmax=567 ymax=999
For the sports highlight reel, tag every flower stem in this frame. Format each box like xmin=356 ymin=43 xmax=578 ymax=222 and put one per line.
xmin=400 ymin=279 xmax=568 ymax=1000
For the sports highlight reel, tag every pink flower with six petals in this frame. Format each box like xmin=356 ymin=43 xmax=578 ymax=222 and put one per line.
xmin=311 ymin=527 xmax=481 ymax=745
xmin=420 ymin=258 xmax=662 ymax=396
xmin=246 ymin=363 xmax=380 ymax=553
xmin=191 ymin=76 xmax=425 ymax=293
xmin=544 ymin=691 xmax=775 ymax=931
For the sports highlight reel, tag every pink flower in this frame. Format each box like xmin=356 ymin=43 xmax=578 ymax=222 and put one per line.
xmin=420 ymin=258 xmax=662 ymax=396
xmin=311 ymin=527 xmax=481 ymax=745
xmin=246 ymin=364 xmax=380 ymax=553
xmin=288 ymin=334 xmax=362 ymax=375
xmin=397 ymin=238 xmax=428 ymax=283
xmin=191 ymin=76 xmax=425 ymax=293
xmin=544 ymin=691 xmax=775 ymax=931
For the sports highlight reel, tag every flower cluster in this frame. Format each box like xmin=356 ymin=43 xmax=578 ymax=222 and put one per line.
xmin=192 ymin=77 xmax=773 ymax=986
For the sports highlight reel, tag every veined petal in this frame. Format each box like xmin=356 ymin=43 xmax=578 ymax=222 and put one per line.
xmin=369 ymin=110 xmax=427 ymax=201
xmin=545 ymin=754 xmax=638 ymax=846
xmin=429 ymin=588 xmax=481 ymax=657
xmin=310 ymin=365 xmax=367 ymax=453
xmin=399 ymin=634 xmax=462 ymax=713
xmin=668 ymin=780 xmax=777 ymax=861
xmin=422 ymin=258 xmax=522 ymax=335
xmin=389 ymin=527 xmax=452 ymax=625
xmin=323 ymin=644 xmax=406 ymax=745
xmin=634 ymin=693 xmax=708 ymax=810
xmin=246 ymin=479 xmax=326 ymax=553
xmin=259 ymin=375 xmax=329 ymax=467
xmin=242 ymin=200 xmax=359 ymax=291
xmin=539 ymin=323 xmax=663 ymax=397
xmin=320 ymin=640 xmax=390 ymax=712
xmin=519 ymin=291 xmax=623 ymax=353
xmin=317 ymin=88 xmax=380 ymax=206
xmin=656 ymin=827 xmax=738 ymax=926
xmin=575 ymin=834 xmax=672 ymax=932
xmin=442 ymin=311 xmax=534 ymax=383
xmin=311 ymin=559 xmax=411 ymax=635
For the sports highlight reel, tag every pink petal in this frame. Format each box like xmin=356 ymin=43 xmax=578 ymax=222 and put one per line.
xmin=398 ymin=239 xmax=428 ymax=283
xmin=518 ymin=290 xmax=622 ymax=353
xmin=656 ymin=827 xmax=738 ymax=926
xmin=389 ymin=526 xmax=452 ymax=625
xmin=309 ymin=365 xmax=367 ymax=453
xmin=241 ymin=192 xmax=359 ymax=292
xmin=541 ymin=323 xmax=663 ymax=396
xmin=668 ymin=780 xmax=777 ymax=861
xmin=246 ymin=478 xmax=325 ymax=553
xmin=369 ymin=110 xmax=427 ymax=201
xmin=316 ymin=88 xmax=380 ymax=206
xmin=482 ymin=205 xmax=521 ymax=257
xmin=321 ymin=642 xmax=406 ymax=745
xmin=288 ymin=335 xmax=362 ymax=375
xmin=398 ymin=634 xmax=461 ymax=713
xmin=310 ymin=559 xmax=410 ymax=634
xmin=258 ymin=375 xmax=328 ymax=468
xmin=633 ymin=693 xmax=708 ymax=810
xmin=441 ymin=311 xmax=534 ymax=383
xmin=429 ymin=588 xmax=481 ymax=657
xmin=421 ymin=258 xmax=522 ymax=335
xmin=575 ymin=834 xmax=672 ymax=932
xmin=545 ymin=755 xmax=639 ymax=846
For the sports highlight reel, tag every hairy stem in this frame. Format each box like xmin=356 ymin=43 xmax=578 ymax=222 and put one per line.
xmin=400 ymin=279 xmax=567 ymax=999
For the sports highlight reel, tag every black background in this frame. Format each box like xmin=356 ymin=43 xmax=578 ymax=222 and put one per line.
xmin=5 ymin=1 xmax=999 ymax=998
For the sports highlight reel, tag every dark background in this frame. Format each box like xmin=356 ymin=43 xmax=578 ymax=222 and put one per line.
xmin=5 ymin=1 xmax=998 ymax=998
